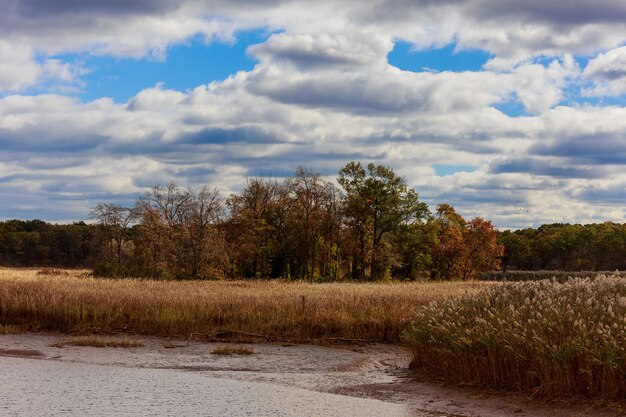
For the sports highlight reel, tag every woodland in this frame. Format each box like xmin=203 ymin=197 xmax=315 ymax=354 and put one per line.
xmin=0 ymin=162 xmax=624 ymax=280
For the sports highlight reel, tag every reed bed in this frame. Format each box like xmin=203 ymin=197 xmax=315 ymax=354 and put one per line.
xmin=404 ymin=273 xmax=626 ymax=402
xmin=0 ymin=267 xmax=491 ymax=343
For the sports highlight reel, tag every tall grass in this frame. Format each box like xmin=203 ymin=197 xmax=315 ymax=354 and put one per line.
xmin=0 ymin=268 xmax=491 ymax=343
xmin=404 ymin=273 xmax=626 ymax=402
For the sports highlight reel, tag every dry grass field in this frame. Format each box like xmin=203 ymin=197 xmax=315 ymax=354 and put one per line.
xmin=405 ymin=273 xmax=626 ymax=403
xmin=0 ymin=267 xmax=492 ymax=343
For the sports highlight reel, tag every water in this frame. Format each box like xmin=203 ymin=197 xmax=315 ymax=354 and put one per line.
xmin=0 ymin=357 xmax=417 ymax=417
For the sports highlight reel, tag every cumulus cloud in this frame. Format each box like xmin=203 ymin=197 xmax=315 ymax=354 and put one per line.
xmin=583 ymin=46 xmax=626 ymax=96
xmin=244 ymin=34 xmax=580 ymax=116
xmin=0 ymin=71 xmax=623 ymax=227
xmin=532 ymin=106 xmax=626 ymax=164
xmin=489 ymin=157 xmax=605 ymax=179
xmin=248 ymin=33 xmax=392 ymax=68
xmin=0 ymin=0 xmax=624 ymax=227
xmin=1 ymin=0 xmax=625 ymax=63
xmin=510 ymin=56 xmax=580 ymax=113
xmin=0 ymin=42 xmax=42 ymax=91
xmin=0 ymin=41 xmax=87 ymax=92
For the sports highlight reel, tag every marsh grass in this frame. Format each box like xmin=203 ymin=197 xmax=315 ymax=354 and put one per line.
xmin=52 ymin=336 xmax=144 ymax=348
xmin=0 ymin=324 xmax=23 ymax=334
xmin=0 ymin=267 xmax=491 ymax=343
xmin=404 ymin=273 xmax=626 ymax=402
xmin=211 ymin=345 xmax=254 ymax=355
xmin=36 ymin=268 xmax=70 ymax=276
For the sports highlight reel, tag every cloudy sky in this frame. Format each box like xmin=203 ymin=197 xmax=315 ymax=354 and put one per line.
xmin=0 ymin=0 xmax=625 ymax=228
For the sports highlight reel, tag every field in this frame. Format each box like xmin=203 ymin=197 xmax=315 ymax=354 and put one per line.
xmin=405 ymin=272 xmax=626 ymax=403
xmin=0 ymin=267 xmax=492 ymax=343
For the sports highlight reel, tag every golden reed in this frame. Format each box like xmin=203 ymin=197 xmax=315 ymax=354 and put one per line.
xmin=405 ymin=273 xmax=626 ymax=402
xmin=0 ymin=267 xmax=490 ymax=343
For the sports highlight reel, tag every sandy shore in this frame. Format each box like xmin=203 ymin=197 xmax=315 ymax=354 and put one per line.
xmin=0 ymin=333 xmax=622 ymax=417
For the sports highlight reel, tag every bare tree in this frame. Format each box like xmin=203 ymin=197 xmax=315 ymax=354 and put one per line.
xmin=186 ymin=186 xmax=225 ymax=279
xmin=90 ymin=203 xmax=137 ymax=275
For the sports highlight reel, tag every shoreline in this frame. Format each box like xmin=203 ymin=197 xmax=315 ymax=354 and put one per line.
xmin=1 ymin=332 xmax=622 ymax=417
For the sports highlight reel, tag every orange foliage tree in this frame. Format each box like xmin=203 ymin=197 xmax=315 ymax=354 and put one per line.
xmin=430 ymin=204 xmax=503 ymax=280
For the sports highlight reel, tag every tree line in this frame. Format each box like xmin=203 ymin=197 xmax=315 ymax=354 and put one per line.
xmin=8 ymin=162 xmax=621 ymax=280
xmin=499 ymin=222 xmax=626 ymax=272
xmin=0 ymin=219 xmax=93 ymax=268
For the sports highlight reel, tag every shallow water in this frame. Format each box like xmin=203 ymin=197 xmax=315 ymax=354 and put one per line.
xmin=0 ymin=356 xmax=418 ymax=417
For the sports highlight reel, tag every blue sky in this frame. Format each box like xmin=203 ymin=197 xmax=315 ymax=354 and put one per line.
xmin=62 ymin=30 xmax=271 ymax=103
xmin=0 ymin=0 xmax=624 ymax=228
xmin=388 ymin=42 xmax=493 ymax=73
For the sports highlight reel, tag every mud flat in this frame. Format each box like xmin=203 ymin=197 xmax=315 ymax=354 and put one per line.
xmin=0 ymin=333 xmax=621 ymax=417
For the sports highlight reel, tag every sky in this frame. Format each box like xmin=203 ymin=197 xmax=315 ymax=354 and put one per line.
xmin=0 ymin=0 xmax=625 ymax=229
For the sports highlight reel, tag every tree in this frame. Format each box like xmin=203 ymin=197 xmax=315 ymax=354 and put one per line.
xmin=185 ymin=187 xmax=226 ymax=279
xmin=284 ymin=167 xmax=340 ymax=279
xmin=429 ymin=204 xmax=466 ymax=280
xmin=225 ymin=177 xmax=279 ymax=278
xmin=430 ymin=205 xmax=503 ymax=280
xmin=135 ymin=183 xmax=191 ymax=278
xmin=498 ymin=230 xmax=533 ymax=271
xmin=90 ymin=203 xmax=137 ymax=276
xmin=338 ymin=162 xmax=429 ymax=280
xmin=457 ymin=217 xmax=503 ymax=280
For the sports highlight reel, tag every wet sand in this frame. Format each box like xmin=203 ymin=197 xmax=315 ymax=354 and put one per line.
xmin=0 ymin=333 xmax=622 ymax=417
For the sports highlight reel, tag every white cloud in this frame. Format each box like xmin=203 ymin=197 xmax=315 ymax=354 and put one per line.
xmin=0 ymin=42 xmax=41 ymax=91
xmin=0 ymin=41 xmax=88 ymax=92
xmin=0 ymin=65 xmax=624 ymax=227
xmin=248 ymin=33 xmax=392 ymax=68
xmin=0 ymin=0 xmax=624 ymax=227
xmin=583 ymin=46 xmax=626 ymax=96
xmin=1 ymin=0 xmax=625 ymax=66
xmin=511 ymin=56 xmax=580 ymax=113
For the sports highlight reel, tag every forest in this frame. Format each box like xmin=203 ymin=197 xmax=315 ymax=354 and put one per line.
xmin=0 ymin=161 xmax=624 ymax=280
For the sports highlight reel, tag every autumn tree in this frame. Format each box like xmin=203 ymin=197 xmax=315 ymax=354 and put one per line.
xmin=338 ymin=162 xmax=429 ymax=281
xmin=283 ymin=167 xmax=343 ymax=280
xmin=184 ymin=187 xmax=228 ymax=279
xmin=457 ymin=217 xmax=503 ymax=280
xmin=225 ymin=177 xmax=279 ymax=278
xmin=134 ymin=183 xmax=191 ymax=278
xmin=90 ymin=203 xmax=137 ymax=276
xmin=429 ymin=204 xmax=466 ymax=280
xmin=430 ymin=204 xmax=503 ymax=280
